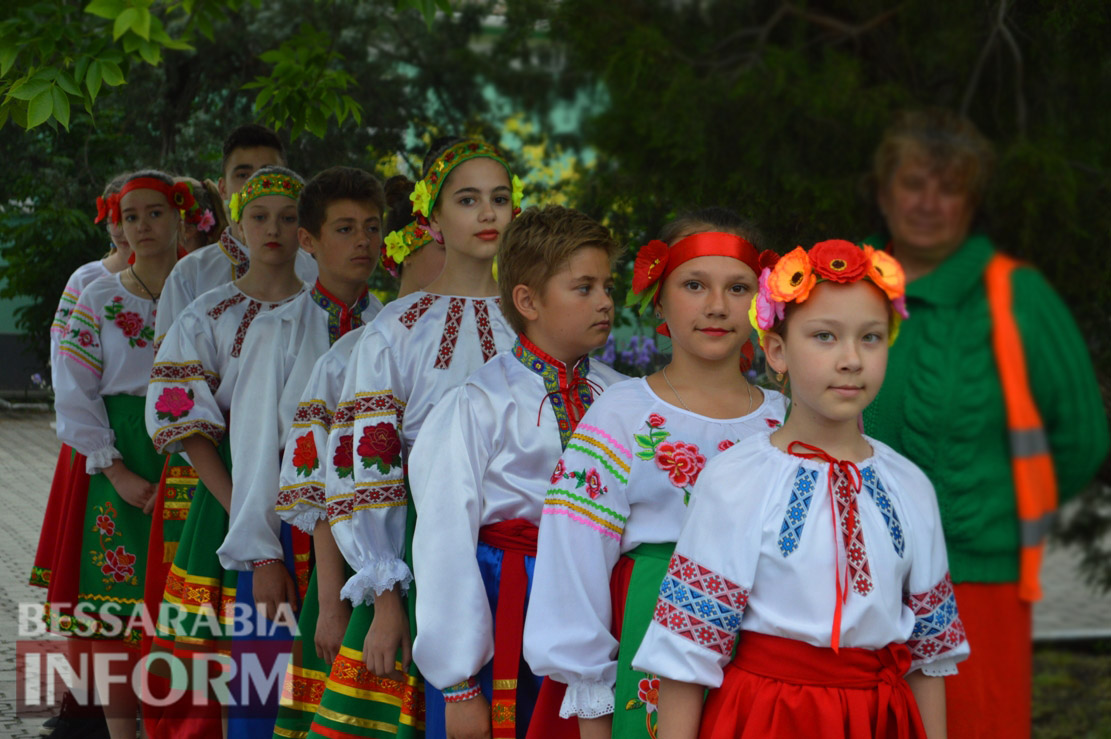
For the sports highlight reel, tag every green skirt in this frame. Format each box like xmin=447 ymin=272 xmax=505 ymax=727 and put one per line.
xmin=154 ymin=436 xmax=237 ymax=653
xmin=50 ymin=394 xmax=159 ymax=647
xmin=613 ymin=542 xmax=675 ymax=739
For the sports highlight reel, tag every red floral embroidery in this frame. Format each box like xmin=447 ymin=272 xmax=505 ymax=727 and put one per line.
xmin=637 ymin=676 xmax=660 ymax=715
xmin=585 ymin=468 xmax=605 ymax=499
xmin=550 ymin=459 xmax=565 ymax=485
xmin=154 ymin=387 xmax=194 ymax=422
xmin=101 ymin=545 xmax=136 ymax=582
xmin=766 ymin=418 xmax=782 ymax=428
xmin=358 ymin=423 xmax=402 ymax=474
xmin=95 ymin=514 xmax=115 ymax=537
xmin=77 ymin=330 xmax=95 ymax=347
xmin=647 ymin=413 xmax=666 ymax=428
xmin=114 ymin=311 xmax=145 ymax=338
xmin=292 ymin=432 xmax=319 ymax=477
xmin=717 ymin=440 xmax=735 ymax=452
xmin=333 ymin=434 xmax=355 ymax=478
xmin=654 ymin=441 xmax=706 ymax=488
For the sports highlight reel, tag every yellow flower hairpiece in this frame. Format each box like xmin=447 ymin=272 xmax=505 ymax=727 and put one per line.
xmin=512 ymin=175 xmax=525 ymax=210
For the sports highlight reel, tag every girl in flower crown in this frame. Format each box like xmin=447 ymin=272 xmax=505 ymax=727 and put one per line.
xmin=177 ymin=176 xmax=228 ymax=254
xmin=306 ymin=137 xmax=522 ymax=739
xmin=48 ymin=169 xmax=189 ymax=739
xmin=380 ymin=174 xmax=446 ymax=297
xmin=633 ymin=240 xmax=969 ymax=739
xmin=523 ymin=209 xmax=787 ymax=739
xmin=142 ymin=165 xmax=308 ymax=737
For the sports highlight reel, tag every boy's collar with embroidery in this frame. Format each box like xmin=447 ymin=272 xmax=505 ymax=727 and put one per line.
xmin=312 ymin=280 xmax=372 ymax=346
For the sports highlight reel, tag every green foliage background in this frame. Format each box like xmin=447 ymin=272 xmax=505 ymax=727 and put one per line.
xmin=1 ymin=0 xmax=1108 ymax=582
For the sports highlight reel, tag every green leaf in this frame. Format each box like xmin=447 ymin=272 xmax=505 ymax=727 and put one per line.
xmin=636 ymin=450 xmax=656 ymax=461
xmin=51 ymin=85 xmax=69 ymax=129
xmin=0 ymin=45 xmax=17 ymax=78
xmin=84 ymin=0 xmax=124 ymax=20
xmin=85 ymin=60 xmax=102 ymax=98
xmin=254 ymin=86 xmax=273 ymax=109
xmin=74 ymin=56 xmax=89 ymax=83
xmin=56 ymin=71 xmax=80 ymax=96
xmin=131 ymin=7 xmax=151 ymax=40
xmin=8 ymin=78 xmax=50 ymax=101
xmin=306 ymin=106 xmax=327 ymax=138
xmin=138 ymin=39 xmax=160 ymax=65
xmin=113 ymin=8 xmax=137 ymax=40
xmin=100 ymin=61 xmax=124 ymax=85
xmin=26 ymin=87 xmax=53 ymax=127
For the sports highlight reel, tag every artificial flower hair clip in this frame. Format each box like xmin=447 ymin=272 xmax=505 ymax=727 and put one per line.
xmin=94 ymin=194 xmax=120 ymax=225
xmin=749 ymin=239 xmax=910 ymax=349
xmin=381 ymin=221 xmax=434 ymax=278
xmin=625 ymin=239 xmax=670 ymax=316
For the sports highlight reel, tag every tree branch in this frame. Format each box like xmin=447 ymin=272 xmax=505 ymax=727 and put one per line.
xmin=961 ymin=0 xmax=1007 ymax=116
xmin=998 ymin=20 xmax=1027 ymax=136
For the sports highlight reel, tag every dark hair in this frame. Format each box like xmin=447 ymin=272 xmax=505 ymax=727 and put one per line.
xmin=221 ymin=123 xmax=285 ymax=173
xmin=498 ymin=205 xmax=623 ymax=334
xmin=298 ymin=166 xmax=386 ymax=237
xmin=657 ymin=207 xmax=766 ymax=248
xmin=384 ymin=175 xmax=417 ymax=235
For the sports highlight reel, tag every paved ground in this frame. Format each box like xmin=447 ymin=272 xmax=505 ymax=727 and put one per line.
xmin=0 ymin=409 xmax=1108 ymax=734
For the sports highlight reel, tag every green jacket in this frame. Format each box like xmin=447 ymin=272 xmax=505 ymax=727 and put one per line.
xmin=863 ymin=234 xmax=1108 ymax=583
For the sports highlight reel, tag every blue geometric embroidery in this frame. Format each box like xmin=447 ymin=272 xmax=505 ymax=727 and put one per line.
xmin=654 ymin=553 xmax=749 ymax=656
xmin=905 ymin=574 xmax=966 ymax=661
xmin=777 ymin=467 xmax=819 ymax=557
xmin=860 ymin=466 xmax=905 ymax=557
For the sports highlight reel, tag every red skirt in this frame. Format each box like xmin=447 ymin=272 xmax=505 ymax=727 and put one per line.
xmin=31 ymin=443 xmax=90 ymax=611
xmin=700 ymin=632 xmax=926 ymax=739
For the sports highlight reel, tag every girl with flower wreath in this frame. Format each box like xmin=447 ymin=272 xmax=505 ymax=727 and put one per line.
xmin=522 ymin=209 xmax=788 ymax=739
xmin=307 ymin=136 xmax=523 ymax=739
xmin=142 ymin=165 xmax=309 ymax=738
xmin=176 ymin=176 xmax=229 ymax=254
xmin=633 ymin=240 xmax=969 ymax=739
xmin=379 ymin=174 xmax=445 ymax=297
xmin=48 ymin=169 xmax=190 ymax=739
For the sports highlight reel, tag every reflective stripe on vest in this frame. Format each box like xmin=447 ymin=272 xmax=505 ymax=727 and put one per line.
xmin=985 ymin=253 xmax=1058 ymax=602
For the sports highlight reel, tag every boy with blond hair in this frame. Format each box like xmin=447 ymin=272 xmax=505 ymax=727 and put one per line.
xmin=408 ymin=205 xmax=626 ymax=738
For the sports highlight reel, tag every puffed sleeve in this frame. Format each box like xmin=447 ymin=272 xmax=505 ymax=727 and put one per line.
xmin=326 ymin=329 xmax=411 ymax=605
xmin=146 ymin=309 xmax=225 ymax=454
xmin=1011 ymin=267 xmax=1109 ymax=502
xmin=50 ymin=282 xmax=82 ymax=380
xmin=631 ymin=449 xmax=767 ymax=688
xmin=218 ymin=311 xmax=294 ymax=570
xmin=275 ymin=338 xmax=352 ymax=534
xmin=55 ymin=299 xmax=118 ymax=473
xmin=409 ymin=383 xmax=498 ymax=690
xmin=890 ymin=456 xmax=970 ymax=676
xmin=522 ymin=399 xmax=635 ymax=719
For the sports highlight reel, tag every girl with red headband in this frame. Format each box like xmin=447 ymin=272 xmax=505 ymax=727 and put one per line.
xmin=47 ymin=169 xmax=187 ymax=739
xmin=523 ymin=210 xmax=787 ymax=739
xmin=633 ymin=240 xmax=969 ymax=738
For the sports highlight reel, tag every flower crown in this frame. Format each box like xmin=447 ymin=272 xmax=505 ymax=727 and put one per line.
xmin=410 ymin=139 xmax=524 ymax=224
xmin=381 ymin=221 xmax=434 ymax=278
xmin=96 ymin=177 xmax=196 ymax=226
xmin=749 ymin=239 xmax=909 ymax=348
xmin=178 ymin=181 xmax=218 ymax=234
xmin=229 ymin=171 xmax=303 ymax=222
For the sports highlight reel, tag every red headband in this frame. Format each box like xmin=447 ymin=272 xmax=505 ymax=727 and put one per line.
xmin=96 ymin=177 xmax=196 ymax=226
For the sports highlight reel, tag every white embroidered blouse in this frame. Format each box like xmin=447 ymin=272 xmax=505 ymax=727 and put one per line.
xmin=50 ymin=257 xmax=110 ymax=379
xmin=218 ymin=283 xmax=382 ymax=570
xmin=521 ymin=377 xmax=788 ymax=719
xmin=55 ymin=274 xmax=158 ymax=473
xmin=408 ymin=337 xmax=625 ymax=691
xmin=631 ymin=432 xmax=969 ymax=686
xmin=154 ymin=230 xmax=318 ymax=347
xmin=145 ymin=281 xmax=304 ymax=455
xmin=326 ymin=292 xmax=515 ymax=607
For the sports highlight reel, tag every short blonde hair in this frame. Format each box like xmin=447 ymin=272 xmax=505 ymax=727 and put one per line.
xmin=872 ymin=108 xmax=995 ymax=206
xmin=497 ymin=205 xmax=623 ymax=335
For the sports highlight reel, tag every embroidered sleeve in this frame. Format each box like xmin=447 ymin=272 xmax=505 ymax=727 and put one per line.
xmin=409 ymin=384 xmax=498 ymax=690
xmin=50 ymin=283 xmax=81 ymax=363
xmin=904 ymin=574 xmax=966 ymax=671
xmin=55 ymin=299 xmax=118 ymax=473
xmin=523 ymin=405 xmax=634 ymax=718
xmin=326 ymin=332 xmax=411 ymax=605
xmin=652 ymin=553 xmax=749 ymax=657
xmin=146 ymin=310 xmax=225 ymax=454
xmin=277 ymin=391 xmax=334 ymax=532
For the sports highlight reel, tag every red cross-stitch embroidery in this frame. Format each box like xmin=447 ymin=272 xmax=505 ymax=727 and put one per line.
xmin=399 ymin=293 xmax=440 ymax=330
xmin=473 ymin=300 xmax=497 ymax=362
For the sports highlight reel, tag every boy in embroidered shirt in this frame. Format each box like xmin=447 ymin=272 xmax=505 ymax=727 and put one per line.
xmin=408 ymin=205 xmax=626 ymax=738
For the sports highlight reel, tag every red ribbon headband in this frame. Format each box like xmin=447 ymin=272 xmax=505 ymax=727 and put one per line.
xmin=95 ymin=177 xmax=196 ymax=226
xmin=631 ymin=231 xmax=779 ymax=299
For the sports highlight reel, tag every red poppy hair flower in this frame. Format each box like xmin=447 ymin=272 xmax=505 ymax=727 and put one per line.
xmin=809 ymin=240 xmax=869 ymax=283
xmin=631 ymin=240 xmax=671 ymax=295
xmin=169 ymin=182 xmax=196 ymax=212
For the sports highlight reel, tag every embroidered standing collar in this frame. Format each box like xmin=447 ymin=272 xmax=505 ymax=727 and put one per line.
xmin=513 ymin=334 xmax=596 ymax=449
xmin=219 ymin=230 xmax=250 ymax=279
xmin=312 ymin=280 xmax=372 ymax=346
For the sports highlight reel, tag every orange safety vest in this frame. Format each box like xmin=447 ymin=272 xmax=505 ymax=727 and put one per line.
xmin=985 ymin=254 xmax=1058 ymax=602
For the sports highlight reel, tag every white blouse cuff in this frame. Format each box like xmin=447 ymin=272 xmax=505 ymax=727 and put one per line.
xmin=85 ymin=445 xmax=123 ymax=475
xmin=558 ymin=679 xmax=615 ymax=719
xmin=916 ymin=656 xmax=960 ymax=677
xmin=281 ymin=506 xmax=328 ymax=535
xmin=340 ymin=559 xmax=413 ymax=606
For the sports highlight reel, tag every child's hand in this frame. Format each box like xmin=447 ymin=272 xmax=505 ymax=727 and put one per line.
xmin=445 ymin=693 xmax=492 ymax=739
xmin=253 ymin=562 xmax=298 ymax=622
xmin=363 ymin=587 xmax=411 ymax=681
xmin=104 ymin=460 xmax=156 ymax=513
xmin=315 ymin=597 xmax=352 ymax=666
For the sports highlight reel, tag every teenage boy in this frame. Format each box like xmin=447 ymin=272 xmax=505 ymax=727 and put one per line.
xmin=154 ymin=123 xmax=318 ymax=347
xmin=216 ymin=167 xmax=386 ymax=737
xmin=407 ymin=205 xmax=626 ymax=738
